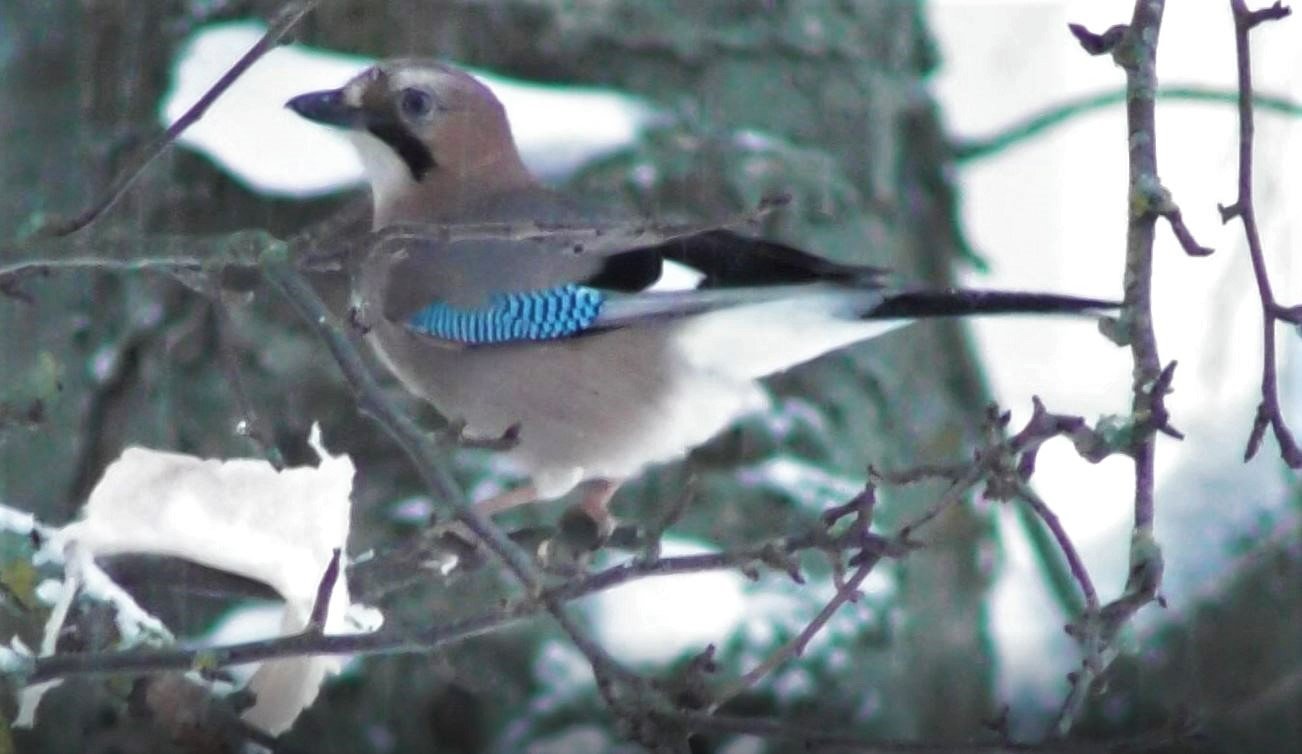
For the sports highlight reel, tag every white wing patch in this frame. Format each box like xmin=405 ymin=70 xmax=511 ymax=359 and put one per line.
xmin=647 ymin=259 xmax=706 ymax=292
xmin=672 ymin=298 xmax=910 ymax=379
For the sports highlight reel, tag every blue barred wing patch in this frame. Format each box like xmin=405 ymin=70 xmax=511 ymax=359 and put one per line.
xmin=406 ymin=284 xmax=605 ymax=345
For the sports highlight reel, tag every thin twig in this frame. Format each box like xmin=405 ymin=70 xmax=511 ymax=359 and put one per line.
xmin=1013 ymin=480 xmax=1111 ymax=737
xmin=1014 ymin=485 xmax=1099 ymax=613
xmin=305 ymin=549 xmax=341 ymax=633
xmin=30 ymin=606 xmax=519 ymax=683
xmin=32 ymin=1 xmax=317 ymax=238
xmin=717 ymin=562 xmax=873 ymax=707
xmin=1220 ymin=0 xmax=1301 ymax=467
xmin=0 ymin=231 xmax=270 ymax=283
xmin=212 ymin=295 xmax=285 ymax=468
xmin=1000 ymin=398 xmax=1129 ymax=617
xmin=713 ymin=468 xmax=984 ymax=707
xmin=368 ymin=193 xmax=792 ymax=259
xmin=1074 ymin=3 xmax=1166 ymax=548
xmin=1 ymin=196 xmax=788 ymax=283
xmin=1059 ymin=0 xmax=1174 ymax=735
xmin=24 ymin=488 xmax=906 ymax=683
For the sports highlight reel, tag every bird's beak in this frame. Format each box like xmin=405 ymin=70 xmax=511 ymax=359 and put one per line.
xmin=285 ymin=88 xmax=364 ymax=129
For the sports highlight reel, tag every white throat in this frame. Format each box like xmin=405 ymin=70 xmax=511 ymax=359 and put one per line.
xmin=345 ymin=131 xmax=420 ymax=227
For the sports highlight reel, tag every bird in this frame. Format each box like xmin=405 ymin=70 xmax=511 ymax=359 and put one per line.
xmin=285 ymin=59 xmax=1116 ymax=528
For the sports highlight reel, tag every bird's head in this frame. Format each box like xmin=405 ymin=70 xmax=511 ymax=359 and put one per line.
xmin=287 ymin=60 xmax=533 ymax=223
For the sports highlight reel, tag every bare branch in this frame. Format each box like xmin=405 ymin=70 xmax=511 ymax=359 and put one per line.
xmin=32 ymin=2 xmax=317 ymax=238
xmin=711 ymin=481 xmax=916 ymax=708
xmin=1057 ymin=0 xmax=1175 ymax=733
xmin=1080 ymin=3 xmax=1166 ymax=531
xmin=305 ymin=549 xmax=342 ymax=633
xmin=368 ymin=193 xmax=792 ymax=259
xmin=22 ymin=480 xmax=912 ymax=684
xmin=1015 ymin=485 xmax=1099 ymax=614
xmin=212 ymin=295 xmax=286 ymax=468
xmin=1222 ymin=0 xmax=1301 ymax=467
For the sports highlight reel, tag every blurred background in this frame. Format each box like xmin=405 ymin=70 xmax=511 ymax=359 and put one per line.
xmin=0 ymin=1 xmax=1297 ymax=752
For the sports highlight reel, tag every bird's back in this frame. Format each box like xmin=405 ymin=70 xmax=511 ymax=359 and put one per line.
xmin=373 ymin=185 xmax=614 ymax=315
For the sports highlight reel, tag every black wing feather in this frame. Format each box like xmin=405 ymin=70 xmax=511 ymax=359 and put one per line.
xmin=580 ymin=229 xmax=886 ymax=292
xmin=582 ymin=248 xmax=663 ymax=291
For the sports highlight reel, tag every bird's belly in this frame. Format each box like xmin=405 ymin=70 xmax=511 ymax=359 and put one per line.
xmin=369 ymin=323 xmax=767 ymax=499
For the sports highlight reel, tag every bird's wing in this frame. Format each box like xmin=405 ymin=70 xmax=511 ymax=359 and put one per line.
xmin=580 ymin=229 xmax=889 ymax=292
xmin=395 ymin=227 xmax=897 ymax=347
xmin=392 ymin=227 xmax=1115 ymax=351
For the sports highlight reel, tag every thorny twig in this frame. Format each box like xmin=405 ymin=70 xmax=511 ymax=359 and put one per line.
xmin=708 ymin=486 xmax=883 ymax=708
xmin=869 ymin=388 xmax=1159 ymax=738
xmin=1219 ymin=0 xmax=1301 ymax=467
xmin=0 ymin=230 xmax=290 ymax=290
xmin=638 ymin=477 xmax=698 ymax=565
xmin=707 ymin=396 xmax=1129 ymax=714
xmin=1057 ymin=0 xmax=1244 ymax=734
xmin=295 ymin=194 xmax=792 ymax=274
xmin=709 ymin=482 xmax=921 ymax=710
xmin=1071 ymin=0 xmax=1165 ymax=544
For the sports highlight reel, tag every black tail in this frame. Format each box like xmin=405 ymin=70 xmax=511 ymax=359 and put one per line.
xmin=867 ymin=289 xmax=1119 ymax=320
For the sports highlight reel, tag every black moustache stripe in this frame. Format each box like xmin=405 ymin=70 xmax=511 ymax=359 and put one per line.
xmin=367 ymin=122 xmax=436 ymax=181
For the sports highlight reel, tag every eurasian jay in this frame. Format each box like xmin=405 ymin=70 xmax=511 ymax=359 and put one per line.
xmin=286 ymin=60 xmax=1114 ymax=525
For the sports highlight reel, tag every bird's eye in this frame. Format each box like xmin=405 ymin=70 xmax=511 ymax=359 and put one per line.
xmin=399 ymin=87 xmax=435 ymax=118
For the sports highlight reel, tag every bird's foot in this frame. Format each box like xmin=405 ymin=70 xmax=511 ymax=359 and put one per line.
xmin=535 ymin=479 xmax=622 ymax=570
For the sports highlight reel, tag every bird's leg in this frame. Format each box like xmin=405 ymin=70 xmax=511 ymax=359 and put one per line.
xmin=575 ymin=478 xmax=621 ymax=528
xmin=554 ymin=478 xmax=622 ymax=552
xmin=471 ymin=484 xmax=540 ymax=516
xmin=459 ymin=480 xmax=620 ymax=555
xmin=437 ymin=485 xmax=540 ymax=553
xmin=437 ymin=480 xmax=622 ymax=574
